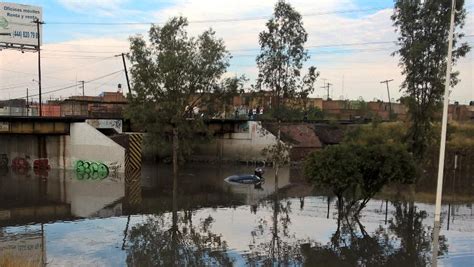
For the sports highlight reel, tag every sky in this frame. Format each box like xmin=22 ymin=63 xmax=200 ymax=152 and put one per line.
xmin=0 ymin=0 xmax=473 ymax=104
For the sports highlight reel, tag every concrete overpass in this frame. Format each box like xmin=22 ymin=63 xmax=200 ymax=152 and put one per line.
xmin=0 ymin=115 xmax=364 ymax=169
xmin=0 ymin=116 xmax=126 ymax=172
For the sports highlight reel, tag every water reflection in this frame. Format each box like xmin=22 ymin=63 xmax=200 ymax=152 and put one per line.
xmin=302 ymin=200 xmax=448 ymax=266
xmin=0 ymin=168 xmax=124 ymax=224
xmin=125 ymin=174 xmax=235 ymax=266
xmin=0 ymin=163 xmax=472 ymax=266
xmin=245 ymin=195 xmax=304 ymax=266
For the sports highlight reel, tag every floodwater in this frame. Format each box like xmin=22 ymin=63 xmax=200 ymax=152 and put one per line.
xmin=0 ymin=163 xmax=473 ymax=266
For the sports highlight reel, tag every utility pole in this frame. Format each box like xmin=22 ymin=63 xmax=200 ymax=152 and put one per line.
xmin=115 ymin=53 xmax=132 ymax=95
xmin=380 ymin=79 xmax=394 ymax=119
xmin=321 ymin=82 xmax=332 ymax=100
xmin=26 ymin=88 xmax=29 ymax=116
xmin=34 ymin=18 xmax=44 ymax=117
xmin=432 ymin=1 xmax=456 ymax=266
xmin=79 ymin=80 xmax=85 ymax=97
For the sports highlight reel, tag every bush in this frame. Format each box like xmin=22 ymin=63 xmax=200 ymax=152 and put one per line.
xmin=305 ymin=143 xmax=416 ymax=212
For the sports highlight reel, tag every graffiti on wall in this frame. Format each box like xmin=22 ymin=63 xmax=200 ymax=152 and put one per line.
xmin=0 ymin=154 xmax=8 ymax=169
xmin=75 ymin=160 xmax=109 ymax=180
xmin=10 ymin=156 xmax=50 ymax=177
xmin=108 ymin=161 xmax=122 ymax=176
xmin=12 ymin=156 xmax=31 ymax=171
xmin=86 ymin=119 xmax=123 ymax=134
xmin=33 ymin=158 xmax=50 ymax=170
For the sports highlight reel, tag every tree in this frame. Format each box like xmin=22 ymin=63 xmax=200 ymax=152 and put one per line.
xmin=304 ymin=144 xmax=362 ymax=210
xmin=126 ymin=17 xmax=240 ymax=185
xmin=391 ymin=0 xmax=470 ymax=160
xmin=256 ymin=0 xmax=318 ymax=191
xmin=305 ymin=143 xmax=416 ymax=213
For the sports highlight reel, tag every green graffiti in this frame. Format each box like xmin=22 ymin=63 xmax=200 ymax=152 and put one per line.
xmin=75 ymin=160 xmax=109 ymax=180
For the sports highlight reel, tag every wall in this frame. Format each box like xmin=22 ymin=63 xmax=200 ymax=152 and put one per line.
xmin=69 ymin=122 xmax=125 ymax=172
xmin=41 ymin=104 xmax=61 ymax=117
xmin=0 ymin=135 xmax=66 ymax=170
xmin=86 ymin=119 xmax=123 ymax=134
xmin=194 ymin=121 xmax=279 ymax=162
xmin=0 ymin=122 xmax=125 ymax=172
xmin=0 ymin=106 xmax=38 ymax=116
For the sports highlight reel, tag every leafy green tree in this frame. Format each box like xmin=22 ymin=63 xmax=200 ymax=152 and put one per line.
xmin=344 ymin=122 xmax=407 ymax=146
xmin=126 ymin=17 xmax=240 ymax=184
xmin=304 ymin=144 xmax=362 ymax=210
xmin=391 ymin=0 xmax=470 ymax=160
xmin=305 ymin=143 xmax=416 ymax=212
xmin=256 ymin=0 xmax=318 ymax=191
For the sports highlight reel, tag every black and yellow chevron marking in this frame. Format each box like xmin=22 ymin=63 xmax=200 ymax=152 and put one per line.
xmin=125 ymin=168 xmax=142 ymax=207
xmin=126 ymin=133 xmax=143 ymax=171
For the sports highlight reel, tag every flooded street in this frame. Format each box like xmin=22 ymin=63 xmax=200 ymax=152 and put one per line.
xmin=0 ymin=163 xmax=473 ymax=266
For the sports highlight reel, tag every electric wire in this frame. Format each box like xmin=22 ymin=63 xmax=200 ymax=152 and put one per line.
xmin=44 ymin=7 xmax=391 ymax=25
xmin=8 ymin=70 xmax=124 ymax=100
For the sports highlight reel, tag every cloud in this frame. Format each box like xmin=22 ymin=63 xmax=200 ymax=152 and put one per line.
xmin=56 ymin=0 xmax=127 ymax=16
xmin=0 ymin=37 xmax=129 ymax=100
xmin=0 ymin=0 xmax=472 ymax=103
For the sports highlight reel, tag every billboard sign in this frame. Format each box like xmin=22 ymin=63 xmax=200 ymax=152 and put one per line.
xmin=0 ymin=2 xmax=42 ymax=47
xmin=0 ymin=121 xmax=9 ymax=132
xmin=0 ymin=231 xmax=44 ymax=265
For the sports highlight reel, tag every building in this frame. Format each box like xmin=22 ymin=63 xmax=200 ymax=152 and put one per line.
xmin=0 ymin=99 xmax=38 ymax=116
xmin=31 ymin=91 xmax=127 ymax=118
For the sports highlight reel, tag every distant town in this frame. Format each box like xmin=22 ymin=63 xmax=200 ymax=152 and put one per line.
xmin=1 ymin=88 xmax=473 ymax=122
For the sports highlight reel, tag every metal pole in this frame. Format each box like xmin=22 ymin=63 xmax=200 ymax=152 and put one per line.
xmin=26 ymin=88 xmax=29 ymax=116
xmin=447 ymin=203 xmax=451 ymax=230
xmin=121 ymin=53 xmax=132 ymax=95
xmin=434 ymin=0 xmax=456 ymax=225
xmin=327 ymin=196 xmax=330 ymax=219
xmin=380 ymin=79 xmax=394 ymax=119
xmin=79 ymin=80 xmax=85 ymax=97
xmin=34 ymin=19 xmax=43 ymax=117
xmin=327 ymin=83 xmax=332 ymax=100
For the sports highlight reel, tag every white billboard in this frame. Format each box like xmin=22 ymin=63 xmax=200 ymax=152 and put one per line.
xmin=0 ymin=231 xmax=44 ymax=266
xmin=0 ymin=2 xmax=42 ymax=47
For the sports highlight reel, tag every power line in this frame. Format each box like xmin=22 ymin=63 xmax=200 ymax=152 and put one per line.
xmin=91 ymin=71 xmax=123 ymax=91
xmin=44 ymin=7 xmax=391 ymax=26
xmin=43 ymin=56 xmax=117 ymax=75
xmin=41 ymin=40 xmax=396 ymax=54
xmin=34 ymin=37 xmax=474 ymax=56
xmin=42 ymin=49 xmax=125 ymax=54
xmin=231 ymin=46 xmax=398 ymax=57
xmin=0 ymin=81 xmax=35 ymax=91
xmin=9 ymin=70 xmax=124 ymax=100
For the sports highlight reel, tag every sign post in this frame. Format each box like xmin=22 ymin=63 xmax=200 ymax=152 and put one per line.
xmin=1 ymin=2 xmax=43 ymax=115
xmin=0 ymin=2 xmax=42 ymax=49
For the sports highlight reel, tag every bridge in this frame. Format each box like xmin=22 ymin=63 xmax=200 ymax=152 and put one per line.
xmin=0 ymin=116 xmax=85 ymax=135
xmin=0 ymin=115 xmax=366 ymax=172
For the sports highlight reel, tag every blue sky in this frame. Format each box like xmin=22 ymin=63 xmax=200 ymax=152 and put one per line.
xmin=0 ymin=0 xmax=472 ymax=103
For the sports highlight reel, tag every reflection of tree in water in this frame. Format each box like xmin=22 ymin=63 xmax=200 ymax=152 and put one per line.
xmin=125 ymin=178 xmax=234 ymax=266
xmin=388 ymin=201 xmax=448 ymax=265
xmin=126 ymin=213 xmax=234 ymax=266
xmin=302 ymin=201 xmax=448 ymax=266
xmin=245 ymin=196 xmax=305 ymax=266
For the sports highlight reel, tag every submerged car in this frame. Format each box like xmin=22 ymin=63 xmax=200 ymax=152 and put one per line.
xmin=224 ymin=168 xmax=265 ymax=184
